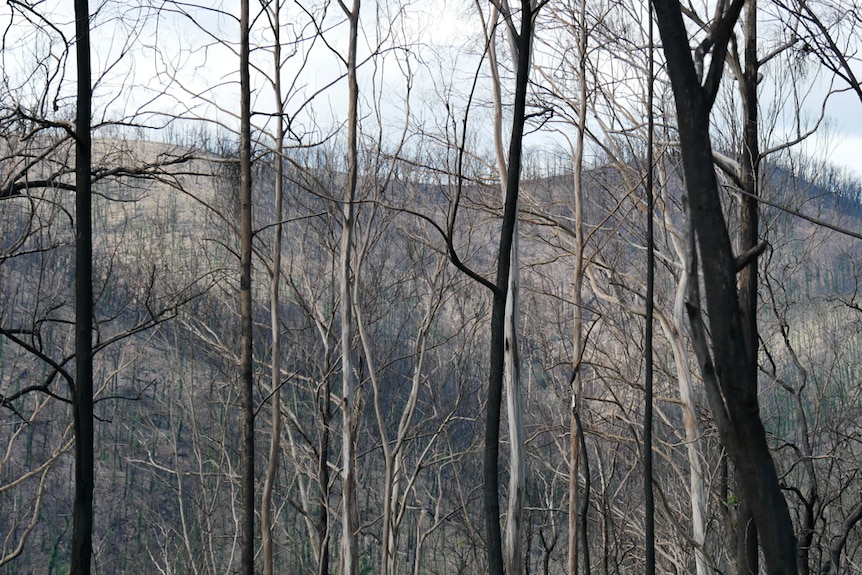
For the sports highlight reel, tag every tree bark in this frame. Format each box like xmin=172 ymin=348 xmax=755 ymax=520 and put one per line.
xmin=340 ymin=2 xmax=361 ymax=574
xmin=568 ymin=2 xmax=588 ymax=570
xmin=643 ymin=9 xmax=656 ymax=574
xmin=318 ymin=376 xmax=331 ymax=575
xmin=736 ymin=2 xmax=760 ymax=572
xmin=487 ymin=5 xmax=527 ymax=574
xmin=239 ymin=0 xmax=255 ymax=572
xmin=651 ymin=1 xmax=798 ymax=573
xmin=821 ymin=502 xmax=862 ymax=575
xmin=484 ymin=3 xmax=535 ymax=574
xmin=71 ymin=1 xmax=93 ymax=573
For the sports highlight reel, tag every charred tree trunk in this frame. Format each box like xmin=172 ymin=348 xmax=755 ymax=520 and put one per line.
xmin=239 ymin=0 xmax=255 ymax=572
xmin=736 ymin=2 xmax=760 ymax=572
xmin=644 ymin=8 xmax=656 ymax=574
xmin=71 ymin=1 xmax=93 ymax=573
xmin=484 ymin=3 xmax=535 ymax=574
xmin=651 ymin=0 xmax=797 ymax=572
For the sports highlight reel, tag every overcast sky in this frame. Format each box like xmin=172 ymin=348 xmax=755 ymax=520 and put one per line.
xmin=3 ymin=0 xmax=861 ymax=180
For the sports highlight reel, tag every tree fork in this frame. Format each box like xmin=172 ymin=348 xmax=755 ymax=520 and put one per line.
xmin=651 ymin=0 xmax=798 ymax=571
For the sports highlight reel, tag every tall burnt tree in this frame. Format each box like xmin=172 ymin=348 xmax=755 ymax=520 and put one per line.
xmin=650 ymin=0 xmax=797 ymax=572
xmin=71 ymin=0 xmax=94 ymax=573
xmin=238 ymin=0 xmax=255 ymax=572
xmin=481 ymin=1 xmax=541 ymax=573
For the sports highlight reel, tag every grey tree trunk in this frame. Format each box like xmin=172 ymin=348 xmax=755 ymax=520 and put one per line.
xmin=568 ymin=0 xmax=588 ymax=568
xmin=340 ymin=2 xmax=361 ymax=573
xmin=261 ymin=2 xmax=285 ymax=571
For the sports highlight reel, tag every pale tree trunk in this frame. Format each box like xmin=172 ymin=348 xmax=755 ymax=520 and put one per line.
xmin=585 ymin=154 xmax=709 ymax=574
xmin=567 ymin=0 xmax=588 ymax=564
xmin=568 ymin=0 xmax=590 ymax=564
xmin=668 ymin=253 xmax=709 ymax=575
xmin=588 ymin=255 xmax=709 ymax=575
xmin=532 ymin=5 xmax=590 ymax=572
xmin=662 ymin=307 xmax=708 ymax=575
xmin=340 ymin=1 xmax=361 ymax=573
xmin=72 ymin=1 xmax=94 ymax=572
xmin=360 ymin=257 xmax=442 ymax=575
xmin=503 ymin=232 xmax=524 ymax=575
xmin=239 ymin=0 xmax=255 ymax=573
xmin=497 ymin=43 xmax=526 ymax=575
xmin=347 ymin=53 xmax=416 ymax=575
xmin=261 ymin=1 xmax=285 ymax=572
xmin=317 ymin=363 xmax=331 ymax=575
xmin=652 ymin=153 xmax=710 ymax=575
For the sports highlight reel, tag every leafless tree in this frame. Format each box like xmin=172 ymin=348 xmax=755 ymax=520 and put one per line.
xmin=651 ymin=0 xmax=797 ymax=571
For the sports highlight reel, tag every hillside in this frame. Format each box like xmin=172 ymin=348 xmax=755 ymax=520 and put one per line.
xmin=2 ymin=138 xmax=862 ymax=574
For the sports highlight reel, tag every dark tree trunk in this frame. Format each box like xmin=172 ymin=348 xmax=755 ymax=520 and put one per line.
xmin=71 ymin=1 xmax=93 ymax=573
xmin=644 ymin=9 xmax=656 ymax=574
xmin=651 ymin=0 xmax=798 ymax=573
xmin=239 ymin=0 xmax=255 ymax=572
xmin=576 ymin=413 xmax=591 ymax=575
xmin=736 ymin=2 xmax=760 ymax=573
xmin=484 ymin=3 xmax=534 ymax=574
xmin=737 ymin=502 xmax=758 ymax=575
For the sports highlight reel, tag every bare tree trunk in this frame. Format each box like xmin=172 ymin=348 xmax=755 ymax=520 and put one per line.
xmin=239 ymin=0 xmax=255 ymax=572
xmin=486 ymin=6 xmax=526 ymax=574
xmin=656 ymin=155 xmax=709 ymax=575
xmin=503 ymin=176 xmax=525 ymax=575
xmin=736 ymin=2 xmax=760 ymax=572
xmin=821 ymin=502 xmax=862 ymax=575
xmin=71 ymin=1 xmax=93 ymax=573
xmin=340 ymin=2 xmax=361 ymax=573
xmin=651 ymin=1 xmax=798 ymax=571
xmin=483 ymin=3 xmax=536 ymax=574
xmin=261 ymin=3 xmax=285 ymax=572
xmin=658 ymin=311 xmax=708 ymax=575
xmin=483 ymin=22 xmax=525 ymax=570
xmin=567 ymin=0 xmax=588 ymax=568
xmin=643 ymin=10 xmax=656 ymax=574
xmin=318 ymin=377 xmax=331 ymax=575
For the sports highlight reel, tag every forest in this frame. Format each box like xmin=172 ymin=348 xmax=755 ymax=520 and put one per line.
xmin=2 ymin=0 xmax=862 ymax=574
